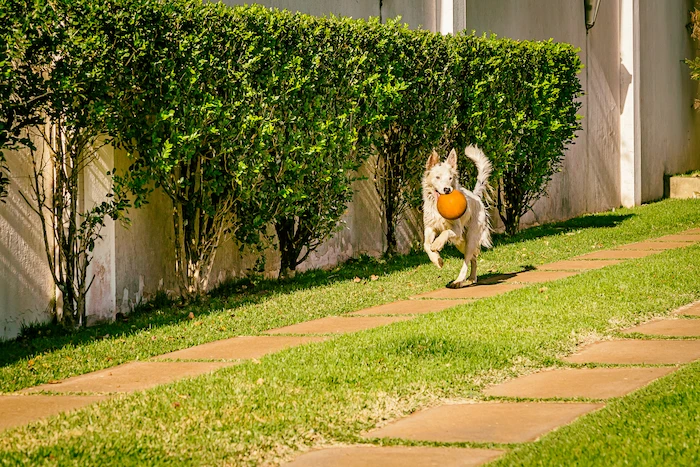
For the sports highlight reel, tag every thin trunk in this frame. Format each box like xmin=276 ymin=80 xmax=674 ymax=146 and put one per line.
xmin=173 ymin=200 xmax=224 ymax=300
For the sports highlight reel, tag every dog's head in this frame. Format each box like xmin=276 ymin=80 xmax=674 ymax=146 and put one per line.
xmin=424 ymin=149 xmax=459 ymax=196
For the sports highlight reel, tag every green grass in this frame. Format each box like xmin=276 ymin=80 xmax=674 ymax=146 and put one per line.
xmin=493 ymin=361 xmax=700 ymax=466
xmin=0 ymin=199 xmax=699 ymax=465
xmin=1 ymin=198 xmax=699 ymax=393
xmin=677 ymin=169 xmax=700 ymax=177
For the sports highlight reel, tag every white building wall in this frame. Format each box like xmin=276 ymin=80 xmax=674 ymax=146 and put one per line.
xmin=0 ymin=150 xmax=55 ymax=339
xmin=638 ymin=0 xmax=700 ymax=201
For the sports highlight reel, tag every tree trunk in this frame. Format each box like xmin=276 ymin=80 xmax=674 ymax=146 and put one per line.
xmin=173 ymin=202 xmax=222 ymax=300
xmin=276 ymin=217 xmax=301 ymax=280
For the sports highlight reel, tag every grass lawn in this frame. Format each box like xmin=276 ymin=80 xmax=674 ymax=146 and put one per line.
xmin=493 ymin=360 xmax=700 ymax=466
xmin=0 ymin=198 xmax=700 ymax=465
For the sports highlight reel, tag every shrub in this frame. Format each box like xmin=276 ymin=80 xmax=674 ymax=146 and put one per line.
xmin=232 ymin=9 xmax=381 ymax=279
xmin=0 ymin=0 xmax=51 ymax=202
xmin=451 ymin=34 xmax=583 ymax=234
xmin=15 ymin=0 xmax=130 ymax=328
xmin=361 ymin=19 xmax=456 ymax=255
xmin=687 ymin=8 xmax=700 ymax=110
xmin=104 ymin=0 xmax=276 ymax=299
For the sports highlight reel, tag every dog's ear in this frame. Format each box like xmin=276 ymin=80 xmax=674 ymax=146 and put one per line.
xmin=426 ymin=150 xmax=440 ymax=170
xmin=446 ymin=149 xmax=457 ymax=169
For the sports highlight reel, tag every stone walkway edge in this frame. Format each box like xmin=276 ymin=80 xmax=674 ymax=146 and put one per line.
xmin=2 ymin=228 xmax=700 ymax=467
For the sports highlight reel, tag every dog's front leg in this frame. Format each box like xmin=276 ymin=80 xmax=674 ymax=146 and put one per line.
xmin=447 ymin=236 xmax=471 ymax=288
xmin=430 ymin=229 xmax=456 ymax=252
xmin=423 ymin=228 xmax=443 ymax=268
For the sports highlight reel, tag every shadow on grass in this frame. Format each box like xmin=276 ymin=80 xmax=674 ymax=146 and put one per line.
xmin=0 ymin=252 xmax=428 ymax=369
xmin=0 ymin=212 xmax=635 ymax=368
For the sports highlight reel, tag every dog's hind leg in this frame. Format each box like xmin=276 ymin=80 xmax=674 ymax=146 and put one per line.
xmin=423 ymin=228 xmax=443 ymax=268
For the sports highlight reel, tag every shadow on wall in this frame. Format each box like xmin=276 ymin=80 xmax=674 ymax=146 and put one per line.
xmin=0 ymin=168 xmax=55 ymax=340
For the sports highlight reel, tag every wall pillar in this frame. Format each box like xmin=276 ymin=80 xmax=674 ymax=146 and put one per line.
xmin=619 ymin=0 xmax=641 ymax=207
xmin=438 ymin=0 xmax=466 ymax=34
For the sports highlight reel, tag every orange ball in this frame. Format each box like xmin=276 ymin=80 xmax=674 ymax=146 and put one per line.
xmin=437 ymin=190 xmax=467 ymax=220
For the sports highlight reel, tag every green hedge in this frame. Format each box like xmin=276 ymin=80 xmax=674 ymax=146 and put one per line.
xmin=451 ymin=34 xmax=583 ymax=234
xmin=3 ymin=0 xmax=583 ymax=297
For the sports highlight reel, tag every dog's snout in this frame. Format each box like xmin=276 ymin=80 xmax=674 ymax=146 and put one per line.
xmin=443 ymin=187 xmax=452 ymax=194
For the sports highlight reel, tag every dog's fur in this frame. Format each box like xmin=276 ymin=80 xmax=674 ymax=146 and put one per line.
xmin=422 ymin=145 xmax=492 ymax=288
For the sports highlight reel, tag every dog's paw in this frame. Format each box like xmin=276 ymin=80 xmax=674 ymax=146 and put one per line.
xmin=437 ymin=257 xmax=443 ymax=269
xmin=446 ymin=279 xmax=475 ymax=289
xmin=430 ymin=239 xmax=444 ymax=252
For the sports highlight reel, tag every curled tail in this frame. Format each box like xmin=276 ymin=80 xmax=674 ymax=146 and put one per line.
xmin=464 ymin=145 xmax=492 ymax=200
xmin=464 ymin=145 xmax=493 ymax=249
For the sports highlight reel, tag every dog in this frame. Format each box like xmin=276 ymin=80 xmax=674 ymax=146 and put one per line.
xmin=422 ymin=145 xmax=492 ymax=288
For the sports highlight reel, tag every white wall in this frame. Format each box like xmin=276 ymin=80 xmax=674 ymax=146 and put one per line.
xmin=639 ymin=0 xmax=700 ymax=201
xmin=0 ymin=149 xmax=55 ymax=339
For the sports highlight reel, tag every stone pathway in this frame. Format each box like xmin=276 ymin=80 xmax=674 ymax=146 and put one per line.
xmin=2 ymin=228 xmax=700 ymax=467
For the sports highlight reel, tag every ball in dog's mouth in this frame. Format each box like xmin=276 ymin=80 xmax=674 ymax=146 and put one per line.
xmin=436 ymin=190 xmax=467 ymax=220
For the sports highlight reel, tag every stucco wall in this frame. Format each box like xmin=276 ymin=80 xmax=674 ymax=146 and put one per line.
xmin=464 ymin=0 xmax=619 ymax=226
xmin=0 ymin=149 xmax=55 ymax=339
xmin=639 ymin=0 xmax=700 ymax=201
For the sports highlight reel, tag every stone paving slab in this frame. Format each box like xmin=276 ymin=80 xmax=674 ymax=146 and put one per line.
xmin=622 ymin=319 xmax=700 ymax=337
xmin=23 ymin=361 xmax=233 ymax=394
xmin=1 ymin=394 xmax=107 ymax=432
xmin=153 ymin=336 xmax=328 ymax=361
xmin=673 ymin=301 xmax=700 ymax=316
xmin=265 ymin=316 xmax=412 ymax=335
xmin=484 ymin=367 xmax=675 ymax=400
xmin=538 ymin=260 xmax=622 ymax=271
xmin=347 ymin=299 xmax=471 ymax=316
xmin=364 ymin=402 xmax=603 ymax=444
xmin=563 ymin=340 xmax=700 ymax=364
xmin=413 ymin=283 xmax=524 ymax=300
xmin=617 ymin=241 xmax=692 ymax=251
xmin=285 ymin=446 xmax=505 ymax=467
xmin=573 ymin=250 xmax=659 ymax=260
xmin=651 ymin=234 xmax=700 ymax=242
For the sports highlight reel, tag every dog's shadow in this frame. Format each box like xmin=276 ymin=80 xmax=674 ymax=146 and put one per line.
xmin=454 ymin=264 xmax=536 ymax=288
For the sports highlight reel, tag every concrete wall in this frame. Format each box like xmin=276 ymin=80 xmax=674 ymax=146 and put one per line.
xmin=0 ymin=149 xmax=55 ymax=339
xmin=639 ymin=0 xmax=700 ymax=201
xmin=464 ymin=0 xmax=620 ymax=226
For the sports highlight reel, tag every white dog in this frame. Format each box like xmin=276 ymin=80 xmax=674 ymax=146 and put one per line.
xmin=422 ymin=146 xmax=492 ymax=288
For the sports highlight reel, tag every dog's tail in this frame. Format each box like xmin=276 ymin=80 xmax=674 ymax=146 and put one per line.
xmin=464 ymin=145 xmax=492 ymax=200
